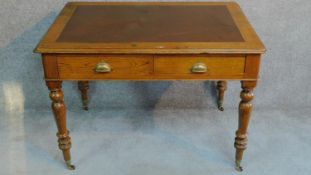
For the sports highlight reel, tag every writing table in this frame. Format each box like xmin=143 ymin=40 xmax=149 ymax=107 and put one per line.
xmin=34 ymin=2 xmax=265 ymax=171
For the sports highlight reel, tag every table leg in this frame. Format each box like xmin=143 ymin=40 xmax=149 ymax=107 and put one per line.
xmin=46 ymin=81 xmax=75 ymax=170
xmin=234 ymin=81 xmax=256 ymax=171
xmin=216 ymin=81 xmax=227 ymax=111
xmin=78 ymin=81 xmax=89 ymax=110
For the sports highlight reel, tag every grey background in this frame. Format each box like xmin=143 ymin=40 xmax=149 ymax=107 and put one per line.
xmin=1 ymin=0 xmax=311 ymax=110
xmin=0 ymin=0 xmax=311 ymax=175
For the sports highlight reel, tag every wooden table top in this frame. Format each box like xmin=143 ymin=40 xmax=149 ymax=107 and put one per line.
xmin=35 ymin=2 xmax=265 ymax=54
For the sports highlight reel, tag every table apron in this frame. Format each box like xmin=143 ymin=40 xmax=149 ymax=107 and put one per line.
xmin=42 ymin=54 xmax=261 ymax=80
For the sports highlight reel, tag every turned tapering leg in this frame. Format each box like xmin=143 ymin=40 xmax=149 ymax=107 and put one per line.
xmin=216 ymin=81 xmax=227 ymax=111
xmin=78 ymin=81 xmax=89 ymax=110
xmin=234 ymin=81 xmax=256 ymax=172
xmin=46 ymin=81 xmax=75 ymax=170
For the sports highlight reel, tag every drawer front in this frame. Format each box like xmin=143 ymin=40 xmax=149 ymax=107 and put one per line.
xmin=57 ymin=55 xmax=153 ymax=80
xmin=154 ymin=56 xmax=245 ymax=79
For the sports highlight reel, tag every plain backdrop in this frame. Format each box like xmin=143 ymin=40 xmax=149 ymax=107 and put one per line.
xmin=0 ymin=1 xmax=311 ymax=175
xmin=0 ymin=0 xmax=311 ymax=110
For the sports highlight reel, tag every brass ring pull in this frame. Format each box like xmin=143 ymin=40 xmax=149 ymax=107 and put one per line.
xmin=191 ymin=63 xmax=207 ymax=73
xmin=95 ymin=62 xmax=111 ymax=73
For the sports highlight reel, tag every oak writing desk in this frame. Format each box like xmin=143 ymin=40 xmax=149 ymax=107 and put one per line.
xmin=34 ymin=2 xmax=265 ymax=171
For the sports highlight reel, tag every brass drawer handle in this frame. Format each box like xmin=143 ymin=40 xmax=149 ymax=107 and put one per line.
xmin=95 ymin=62 xmax=111 ymax=73
xmin=191 ymin=63 xmax=207 ymax=73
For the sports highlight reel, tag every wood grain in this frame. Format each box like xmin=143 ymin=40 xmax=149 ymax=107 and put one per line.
xmin=78 ymin=81 xmax=89 ymax=110
xmin=234 ymin=80 xmax=257 ymax=171
xmin=46 ymin=81 xmax=74 ymax=170
xmin=216 ymin=81 xmax=227 ymax=111
xmin=44 ymin=54 xmax=256 ymax=80
xmin=37 ymin=2 xmax=265 ymax=170
xmin=42 ymin=54 xmax=59 ymax=79
xmin=34 ymin=2 xmax=265 ymax=54
xmin=57 ymin=55 xmax=153 ymax=79
xmin=53 ymin=54 xmax=249 ymax=80
xmin=154 ymin=55 xmax=245 ymax=77
xmin=244 ymin=54 xmax=261 ymax=79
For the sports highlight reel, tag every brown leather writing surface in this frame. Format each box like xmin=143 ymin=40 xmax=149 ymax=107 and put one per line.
xmin=35 ymin=2 xmax=265 ymax=54
xmin=57 ymin=5 xmax=244 ymax=43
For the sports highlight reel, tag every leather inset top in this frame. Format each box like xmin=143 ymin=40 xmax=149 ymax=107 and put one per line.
xmin=57 ymin=5 xmax=244 ymax=43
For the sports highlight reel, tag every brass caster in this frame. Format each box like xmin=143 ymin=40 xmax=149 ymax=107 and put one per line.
xmin=217 ymin=101 xmax=224 ymax=111
xmin=235 ymin=160 xmax=243 ymax=172
xmin=66 ymin=160 xmax=76 ymax=170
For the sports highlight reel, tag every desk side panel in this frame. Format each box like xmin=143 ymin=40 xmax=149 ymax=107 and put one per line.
xmin=42 ymin=54 xmax=59 ymax=79
xmin=243 ymin=54 xmax=261 ymax=79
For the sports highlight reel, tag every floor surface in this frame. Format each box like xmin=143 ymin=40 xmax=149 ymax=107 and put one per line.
xmin=1 ymin=106 xmax=310 ymax=175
